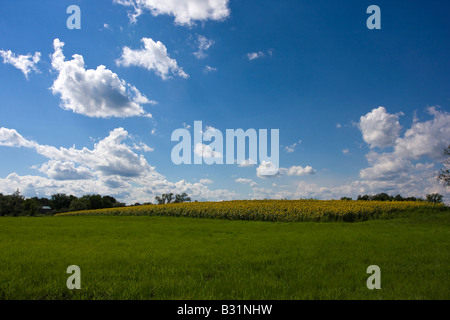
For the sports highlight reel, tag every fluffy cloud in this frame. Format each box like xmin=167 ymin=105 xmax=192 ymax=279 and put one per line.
xmin=282 ymin=166 xmax=316 ymax=176
xmin=355 ymin=106 xmax=450 ymax=199
xmin=238 ymin=160 xmax=256 ymax=167
xmin=194 ymin=143 xmax=222 ymax=159
xmin=256 ymin=161 xmax=281 ymax=178
xmin=0 ymin=127 xmax=238 ymax=204
xmin=256 ymin=162 xmax=316 ymax=179
xmin=203 ymin=65 xmax=217 ymax=74
xmin=132 ymin=142 xmax=154 ymax=152
xmin=247 ymin=51 xmax=265 ymax=61
xmin=0 ymin=49 xmax=41 ymax=79
xmin=252 ymin=107 xmax=448 ymax=201
xmin=359 ymin=106 xmax=403 ymax=148
xmin=394 ymin=107 xmax=450 ymax=160
xmin=193 ymin=35 xmax=214 ymax=59
xmin=39 ymin=160 xmax=94 ymax=180
xmin=1 ymin=127 xmax=154 ymax=178
xmin=284 ymin=140 xmax=301 ymax=153
xmin=235 ymin=178 xmax=257 ymax=188
xmin=0 ymin=127 xmax=37 ymax=148
xmin=114 ymin=0 xmax=230 ymax=26
xmin=116 ymin=38 xmax=188 ymax=80
xmin=51 ymin=39 xmax=154 ymax=118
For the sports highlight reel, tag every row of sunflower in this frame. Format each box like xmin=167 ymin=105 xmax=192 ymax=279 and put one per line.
xmin=55 ymin=200 xmax=441 ymax=222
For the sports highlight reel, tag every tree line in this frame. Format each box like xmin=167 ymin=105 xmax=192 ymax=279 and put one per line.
xmin=0 ymin=191 xmax=194 ymax=217
xmin=0 ymin=191 xmax=126 ymax=217
xmin=340 ymin=192 xmax=444 ymax=205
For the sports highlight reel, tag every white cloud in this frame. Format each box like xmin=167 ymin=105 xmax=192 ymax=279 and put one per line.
xmin=199 ymin=178 xmax=213 ymax=184
xmin=256 ymin=162 xmax=316 ymax=179
xmin=0 ymin=127 xmax=37 ymax=148
xmin=342 ymin=148 xmax=350 ymax=155
xmin=282 ymin=166 xmax=317 ymax=176
xmin=394 ymin=107 xmax=450 ymax=160
xmin=0 ymin=50 xmax=41 ymax=79
xmin=0 ymin=127 xmax=238 ymax=204
xmin=132 ymin=142 xmax=154 ymax=152
xmin=116 ymin=37 xmax=189 ymax=80
xmin=256 ymin=161 xmax=281 ymax=178
xmin=203 ymin=65 xmax=217 ymax=73
xmin=238 ymin=159 xmax=256 ymax=167
xmin=39 ymin=160 xmax=94 ymax=181
xmin=235 ymin=178 xmax=257 ymax=188
xmin=285 ymin=140 xmax=301 ymax=153
xmin=355 ymin=107 xmax=450 ymax=200
xmin=359 ymin=106 xmax=403 ymax=148
xmin=114 ymin=0 xmax=230 ymax=26
xmin=194 ymin=143 xmax=222 ymax=159
xmin=247 ymin=51 xmax=265 ymax=61
xmin=51 ymin=39 xmax=154 ymax=118
xmin=193 ymin=35 xmax=214 ymax=59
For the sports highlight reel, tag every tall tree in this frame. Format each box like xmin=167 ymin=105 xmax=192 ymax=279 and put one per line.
xmin=438 ymin=145 xmax=450 ymax=188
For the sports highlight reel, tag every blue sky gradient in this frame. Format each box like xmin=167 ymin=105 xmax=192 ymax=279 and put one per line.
xmin=0 ymin=0 xmax=449 ymax=204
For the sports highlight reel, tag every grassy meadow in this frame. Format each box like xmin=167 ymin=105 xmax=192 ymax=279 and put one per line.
xmin=0 ymin=205 xmax=449 ymax=300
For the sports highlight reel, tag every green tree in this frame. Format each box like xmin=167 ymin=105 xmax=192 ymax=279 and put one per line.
xmin=372 ymin=193 xmax=393 ymax=201
xmin=438 ymin=145 xmax=450 ymax=188
xmin=426 ymin=193 xmax=443 ymax=206
xmin=69 ymin=198 xmax=90 ymax=212
xmin=51 ymin=193 xmax=72 ymax=211
xmin=174 ymin=193 xmax=191 ymax=203
xmin=23 ymin=198 xmax=39 ymax=216
xmin=155 ymin=193 xmax=191 ymax=204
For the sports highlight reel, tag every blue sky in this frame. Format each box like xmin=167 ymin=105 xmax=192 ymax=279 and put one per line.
xmin=0 ymin=0 xmax=449 ymax=204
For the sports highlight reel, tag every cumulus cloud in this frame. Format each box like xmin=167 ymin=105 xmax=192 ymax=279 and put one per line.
xmin=193 ymin=35 xmax=214 ymax=59
xmin=0 ymin=127 xmax=238 ymax=204
xmin=235 ymin=178 xmax=257 ymax=188
xmin=238 ymin=159 xmax=256 ymax=167
xmin=256 ymin=161 xmax=280 ymax=178
xmin=51 ymin=38 xmax=154 ymax=118
xmin=199 ymin=178 xmax=213 ymax=184
xmin=256 ymin=162 xmax=316 ymax=179
xmin=203 ymin=65 xmax=217 ymax=74
xmin=116 ymin=37 xmax=188 ymax=80
xmin=247 ymin=51 xmax=265 ymax=61
xmin=194 ymin=143 xmax=222 ymax=159
xmin=282 ymin=166 xmax=316 ymax=176
xmin=394 ymin=107 xmax=450 ymax=160
xmin=0 ymin=49 xmax=41 ymax=79
xmin=355 ymin=106 xmax=450 ymax=200
xmin=114 ymin=0 xmax=230 ymax=26
xmin=39 ymin=160 xmax=94 ymax=180
xmin=359 ymin=106 xmax=403 ymax=148
xmin=285 ymin=140 xmax=301 ymax=153
xmin=132 ymin=142 xmax=154 ymax=152
xmin=0 ymin=127 xmax=38 ymax=148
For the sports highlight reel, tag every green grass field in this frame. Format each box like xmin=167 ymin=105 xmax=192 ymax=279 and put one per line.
xmin=0 ymin=207 xmax=449 ymax=300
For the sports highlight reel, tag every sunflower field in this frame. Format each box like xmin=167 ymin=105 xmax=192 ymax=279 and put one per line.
xmin=55 ymin=200 xmax=442 ymax=222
